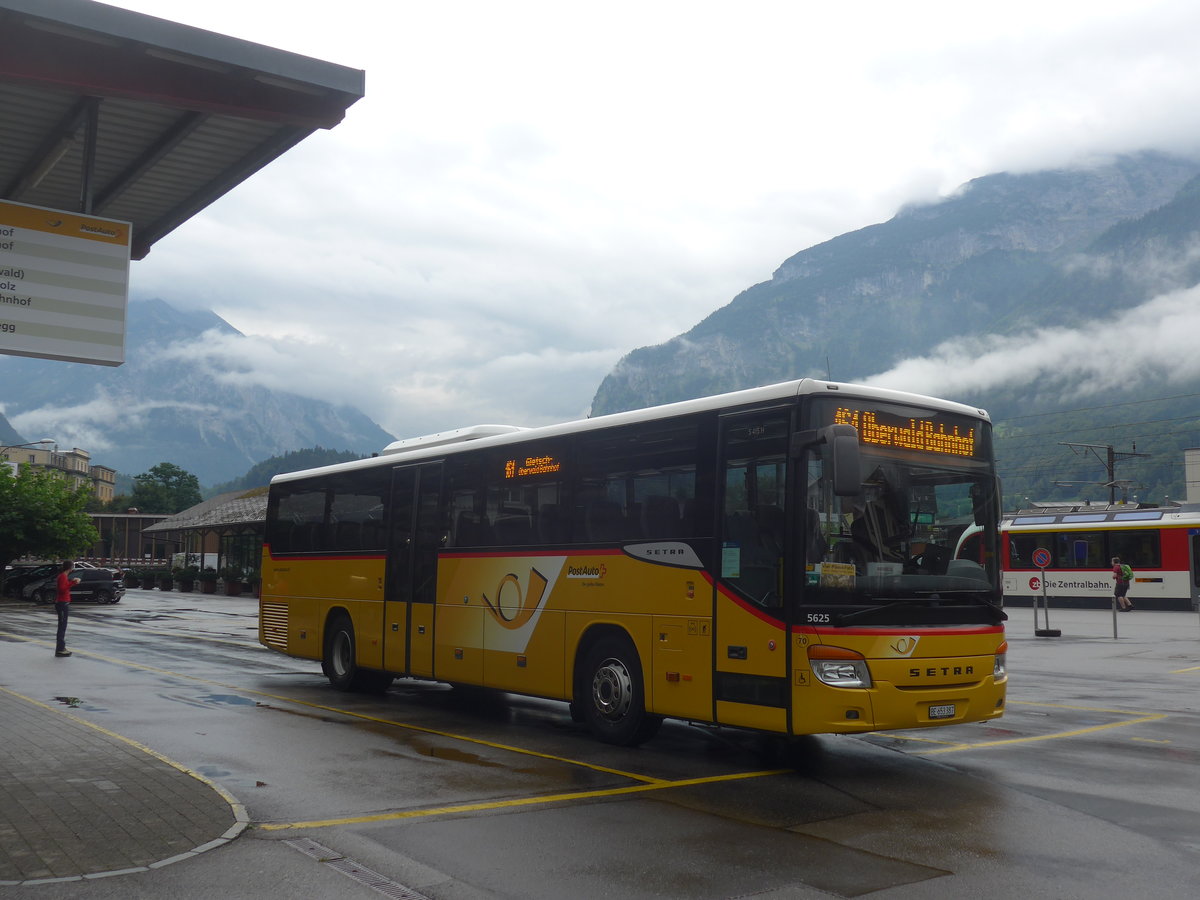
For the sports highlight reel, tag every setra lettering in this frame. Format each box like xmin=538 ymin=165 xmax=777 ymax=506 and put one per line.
xmin=909 ymin=665 xmax=975 ymax=678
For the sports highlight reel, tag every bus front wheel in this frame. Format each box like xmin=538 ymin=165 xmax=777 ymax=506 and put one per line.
xmin=578 ymin=635 xmax=661 ymax=746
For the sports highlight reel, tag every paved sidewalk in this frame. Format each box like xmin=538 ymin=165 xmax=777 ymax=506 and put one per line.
xmin=0 ymin=686 xmax=247 ymax=886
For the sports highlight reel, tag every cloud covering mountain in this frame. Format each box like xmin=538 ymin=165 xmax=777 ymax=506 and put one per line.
xmin=0 ymin=299 xmax=393 ymax=485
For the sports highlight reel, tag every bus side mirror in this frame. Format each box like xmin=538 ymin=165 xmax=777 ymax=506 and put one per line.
xmin=826 ymin=425 xmax=861 ymax=496
xmin=794 ymin=424 xmax=861 ymax=497
xmin=972 ymin=478 xmax=1000 ymax=526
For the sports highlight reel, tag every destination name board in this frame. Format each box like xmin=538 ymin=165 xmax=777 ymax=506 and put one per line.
xmin=808 ymin=398 xmax=987 ymax=461
xmin=504 ymin=455 xmax=562 ymax=478
xmin=0 ymin=199 xmax=131 ymax=366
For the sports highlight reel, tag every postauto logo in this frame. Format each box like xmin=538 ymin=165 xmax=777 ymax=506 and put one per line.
xmin=567 ymin=563 xmax=607 ymax=579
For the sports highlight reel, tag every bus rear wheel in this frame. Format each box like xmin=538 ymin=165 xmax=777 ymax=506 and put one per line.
xmin=578 ymin=635 xmax=661 ymax=746
xmin=323 ymin=614 xmax=392 ymax=693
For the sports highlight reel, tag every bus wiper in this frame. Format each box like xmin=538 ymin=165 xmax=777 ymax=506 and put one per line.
xmin=835 ymin=601 xmax=925 ymax=625
xmin=834 ymin=596 xmax=1006 ymax=626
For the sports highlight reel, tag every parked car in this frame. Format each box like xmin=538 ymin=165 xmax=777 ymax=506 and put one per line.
xmin=2 ymin=564 xmax=58 ymax=598
xmin=25 ymin=566 xmax=126 ymax=604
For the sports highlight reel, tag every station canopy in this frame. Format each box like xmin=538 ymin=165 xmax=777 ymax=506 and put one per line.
xmin=0 ymin=0 xmax=364 ymax=260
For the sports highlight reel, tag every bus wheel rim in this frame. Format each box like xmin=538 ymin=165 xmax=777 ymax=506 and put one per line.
xmin=333 ymin=631 xmax=352 ymax=677
xmin=592 ymin=657 xmax=633 ymax=721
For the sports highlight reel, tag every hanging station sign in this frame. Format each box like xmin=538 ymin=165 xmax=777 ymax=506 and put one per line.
xmin=0 ymin=199 xmax=131 ymax=366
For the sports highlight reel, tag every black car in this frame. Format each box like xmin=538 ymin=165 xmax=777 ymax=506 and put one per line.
xmin=25 ymin=567 xmax=126 ymax=604
xmin=2 ymin=564 xmax=58 ymax=598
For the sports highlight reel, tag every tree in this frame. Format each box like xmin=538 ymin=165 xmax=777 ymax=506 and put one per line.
xmin=0 ymin=464 xmax=99 ymax=593
xmin=129 ymin=462 xmax=202 ymax=514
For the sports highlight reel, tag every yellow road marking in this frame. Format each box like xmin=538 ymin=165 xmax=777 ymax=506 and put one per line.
xmin=875 ymin=699 xmax=1167 ymax=754
xmin=257 ymin=768 xmax=789 ymax=831
xmin=920 ymin=713 xmax=1166 ymax=753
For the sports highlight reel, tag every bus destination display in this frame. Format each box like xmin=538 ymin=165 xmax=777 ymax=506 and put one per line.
xmin=504 ymin=455 xmax=562 ymax=479
xmin=834 ymin=406 xmax=978 ymax=459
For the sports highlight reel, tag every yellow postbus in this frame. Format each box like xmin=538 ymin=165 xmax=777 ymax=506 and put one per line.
xmin=260 ymin=379 xmax=1007 ymax=746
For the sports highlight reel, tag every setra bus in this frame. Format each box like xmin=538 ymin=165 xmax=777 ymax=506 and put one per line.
xmin=259 ymin=379 xmax=1008 ymax=746
xmin=957 ymin=504 xmax=1200 ymax=611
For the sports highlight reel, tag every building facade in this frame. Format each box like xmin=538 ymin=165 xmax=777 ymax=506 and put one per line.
xmin=1 ymin=444 xmax=116 ymax=503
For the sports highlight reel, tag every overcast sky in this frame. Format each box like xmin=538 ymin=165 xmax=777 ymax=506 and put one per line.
xmin=100 ymin=0 xmax=1200 ymax=440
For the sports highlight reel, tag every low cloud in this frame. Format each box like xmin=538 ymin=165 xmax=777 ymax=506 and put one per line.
xmin=9 ymin=397 xmax=219 ymax=454
xmin=865 ymin=284 xmax=1200 ymax=403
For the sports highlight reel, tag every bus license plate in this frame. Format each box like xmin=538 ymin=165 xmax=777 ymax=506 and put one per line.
xmin=929 ymin=704 xmax=956 ymax=719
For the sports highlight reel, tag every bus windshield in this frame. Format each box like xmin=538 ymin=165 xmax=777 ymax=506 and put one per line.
xmin=802 ymin=399 xmax=1003 ymax=622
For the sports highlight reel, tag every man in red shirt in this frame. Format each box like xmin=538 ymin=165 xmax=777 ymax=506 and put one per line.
xmin=54 ymin=560 xmax=80 ymax=657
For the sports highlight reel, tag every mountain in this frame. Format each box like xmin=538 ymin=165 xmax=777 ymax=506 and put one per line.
xmin=0 ymin=298 xmax=394 ymax=485
xmin=0 ymin=411 xmax=21 ymax=446
xmin=590 ymin=151 xmax=1200 ymax=504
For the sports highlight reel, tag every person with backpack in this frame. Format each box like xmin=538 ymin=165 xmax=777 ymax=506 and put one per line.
xmin=1111 ymin=556 xmax=1134 ymax=611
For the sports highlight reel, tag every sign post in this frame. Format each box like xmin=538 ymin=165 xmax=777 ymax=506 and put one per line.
xmin=1032 ymin=547 xmax=1060 ymax=637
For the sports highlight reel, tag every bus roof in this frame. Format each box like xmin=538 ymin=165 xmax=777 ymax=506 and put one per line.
xmin=270 ymin=378 xmax=992 ymax=485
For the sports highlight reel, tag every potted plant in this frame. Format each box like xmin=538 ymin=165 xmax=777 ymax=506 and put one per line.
xmin=173 ymin=565 xmax=200 ymax=592
xmin=127 ymin=567 xmax=150 ymax=589
xmin=156 ymin=569 xmax=174 ymax=591
xmin=218 ymin=566 xmax=244 ymax=596
xmin=199 ymin=567 xmax=218 ymax=594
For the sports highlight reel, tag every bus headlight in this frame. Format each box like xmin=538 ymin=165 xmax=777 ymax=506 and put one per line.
xmin=994 ymin=640 xmax=1008 ymax=681
xmin=809 ymin=646 xmax=872 ymax=688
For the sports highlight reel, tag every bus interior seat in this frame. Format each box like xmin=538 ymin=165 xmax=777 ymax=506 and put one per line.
xmin=452 ymin=511 xmax=490 ymax=547
xmin=334 ymin=521 xmax=362 ymax=551
xmin=493 ymin=509 xmax=533 ymax=545
xmin=641 ymin=495 xmax=681 ymax=539
xmin=832 ymin=538 xmax=867 ymax=570
xmin=946 ymin=558 xmax=988 ymax=581
xmin=293 ymin=522 xmax=321 ymax=553
xmin=679 ymin=498 xmax=698 ymax=536
xmin=359 ymin=519 xmax=385 ymax=550
xmin=537 ymin=503 xmax=569 ymax=544
xmin=755 ymin=505 xmax=785 ymax=556
xmin=586 ymin=500 xmax=627 ymax=542
xmin=805 ymin=507 xmax=827 ymax=562
xmin=912 ymin=542 xmax=948 ymax=574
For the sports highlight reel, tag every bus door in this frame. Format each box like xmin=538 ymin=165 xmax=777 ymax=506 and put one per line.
xmin=714 ymin=409 xmax=792 ymax=733
xmin=1190 ymin=531 xmax=1200 ymax=612
xmin=383 ymin=462 xmax=444 ymax=678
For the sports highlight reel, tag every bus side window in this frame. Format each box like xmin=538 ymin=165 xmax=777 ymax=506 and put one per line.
xmin=272 ymin=483 xmax=327 ymax=555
